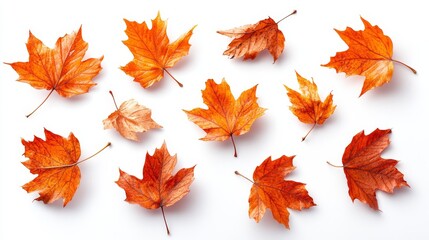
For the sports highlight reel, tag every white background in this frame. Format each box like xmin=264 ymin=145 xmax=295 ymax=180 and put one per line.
xmin=1 ymin=0 xmax=428 ymax=239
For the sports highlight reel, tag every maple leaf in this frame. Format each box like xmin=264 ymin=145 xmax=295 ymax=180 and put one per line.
xmin=328 ymin=129 xmax=409 ymax=210
xmin=183 ymin=78 xmax=266 ymax=157
xmin=285 ymin=71 xmax=336 ymax=141
xmin=116 ymin=142 xmax=195 ymax=235
xmin=322 ymin=17 xmax=416 ymax=96
xmin=103 ymin=91 xmax=161 ymax=141
xmin=235 ymin=155 xmax=315 ymax=229
xmin=121 ymin=12 xmax=196 ymax=88
xmin=21 ymin=129 xmax=110 ymax=206
xmin=7 ymin=27 xmax=103 ymax=117
xmin=217 ymin=10 xmax=296 ymax=62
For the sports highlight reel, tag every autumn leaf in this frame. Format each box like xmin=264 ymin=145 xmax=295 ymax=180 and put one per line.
xmin=328 ymin=129 xmax=409 ymax=210
xmin=235 ymin=155 xmax=315 ymax=229
xmin=103 ymin=91 xmax=161 ymax=141
xmin=7 ymin=27 xmax=103 ymax=117
xmin=285 ymin=71 xmax=336 ymax=141
xmin=116 ymin=142 xmax=195 ymax=235
xmin=121 ymin=12 xmax=196 ymax=88
xmin=21 ymin=129 xmax=110 ymax=206
xmin=322 ymin=17 xmax=416 ymax=96
xmin=217 ymin=10 xmax=296 ymax=62
xmin=183 ymin=78 xmax=266 ymax=157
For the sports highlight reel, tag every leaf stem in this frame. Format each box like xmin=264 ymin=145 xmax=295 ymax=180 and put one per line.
xmin=392 ymin=59 xmax=417 ymax=74
xmin=164 ymin=68 xmax=183 ymax=87
xmin=302 ymin=123 xmax=316 ymax=142
xmin=234 ymin=171 xmax=254 ymax=184
xmin=75 ymin=142 xmax=111 ymax=165
xmin=109 ymin=91 xmax=119 ymax=110
xmin=26 ymin=88 xmax=55 ymax=118
xmin=276 ymin=10 xmax=297 ymax=24
xmin=326 ymin=161 xmax=343 ymax=168
xmin=230 ymin=134 xmax=238 ymax=157
xmin=39 ymin=142 xmax=111 ymax=169
xmin=161 ymin=206 xmax=170 ymax=235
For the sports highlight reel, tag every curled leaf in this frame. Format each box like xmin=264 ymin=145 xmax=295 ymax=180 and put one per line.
xmin=103 ymin=91 xmax=161 ymax=141
xmin=285 ymin=71 xmax=336 ymax=141
xmin=217 ymin=10 xmax=296 ymax=62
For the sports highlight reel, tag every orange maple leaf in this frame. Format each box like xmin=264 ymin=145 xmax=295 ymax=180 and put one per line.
xmin=121 ymin=12 xmax=196 ymax=88
xmin=235 ymin=155 xmax=315 ymax=229
xmin=217 ymin=10 xmax=296 ymax=62
xmin=7 ymin=27 xmax=103 ymax=117
xmin=328 ymin=129 xmax=409 ymax=210
xmin=116 ymin=142 xmax=195 ymax=235
xmin=21 ymin=129 xmax=110 ymax=206
xmin=322 ymin=17 xmax=416 ymax=96
xmin=183 ymin=78 xmax=266 ymax=157
xmin=103 ymin=91 xmax=161 ymax=141
xmin=285 ymin=71 xmax=336 ymax=141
